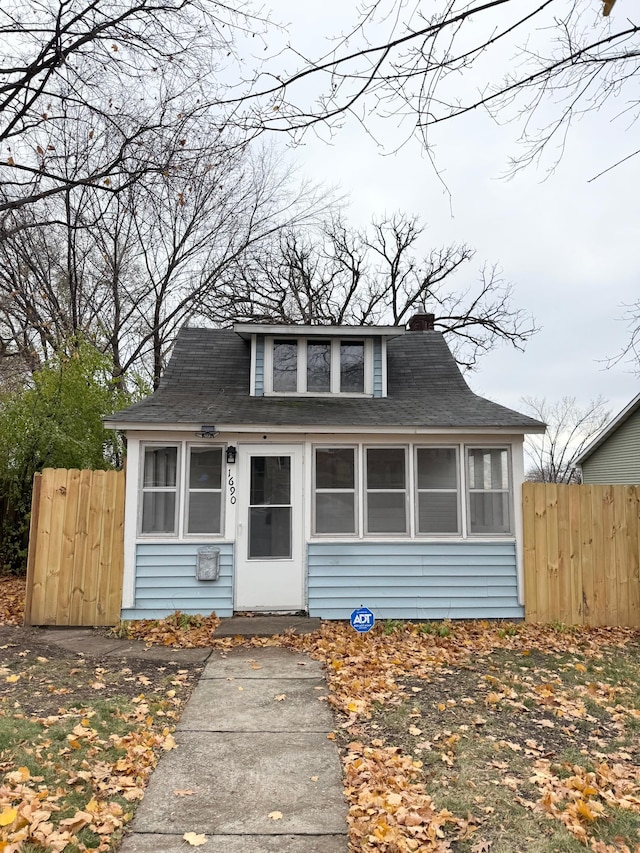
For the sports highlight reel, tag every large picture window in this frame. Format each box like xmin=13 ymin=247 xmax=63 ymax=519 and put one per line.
xmin=366 ymin=447 xmax=407 ymax=534
xmin=141 ymin=446 xmax=178 ymax=534
xmin=467 ymin=448 xmax=511 ymax=534
xmin=314 ymin=448 xmax=356 ymax=534
xmin=416 ymin=447 xmax=459 ymax=533
xmin=187 ymin=447 xmax=223 ymax=534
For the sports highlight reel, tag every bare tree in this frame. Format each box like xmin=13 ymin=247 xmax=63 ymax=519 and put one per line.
xmin=207 ymin=212 xmax=538 ymax=369
xmin=0 ymin=135 xmax=330 ymax=387
xmin=521 ymin=395 xmax=610 ymax=483
xmin=0 ymin=0 xmax=272 ymax=217
xmin=236 ymin=1 xmax=634 ymax=177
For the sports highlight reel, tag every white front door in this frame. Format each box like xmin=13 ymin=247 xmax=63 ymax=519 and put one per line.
xmin=235 ymin=445 xmax=305 ymax=611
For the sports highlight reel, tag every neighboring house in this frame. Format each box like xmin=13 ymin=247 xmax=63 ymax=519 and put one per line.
xmin=105 ymin=315 xmax=545 ymax=621
xmin=574 ymin=391 xmax=640 ymax=484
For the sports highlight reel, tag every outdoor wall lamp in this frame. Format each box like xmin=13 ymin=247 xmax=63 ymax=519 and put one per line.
xmin=226 ymin=446 xmax=237 ymax=464
xmin=195 ymin=425 xmax=218 ymax=438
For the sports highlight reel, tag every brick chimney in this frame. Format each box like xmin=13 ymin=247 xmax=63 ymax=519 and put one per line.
xmin=408 ymin=312 xmax=435 ymax=331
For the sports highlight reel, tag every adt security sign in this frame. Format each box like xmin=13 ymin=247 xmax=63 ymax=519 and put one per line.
xmin=350 ymin=607 xmax=375 ymax=633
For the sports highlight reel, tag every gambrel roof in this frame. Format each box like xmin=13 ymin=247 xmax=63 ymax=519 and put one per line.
xmin=105 ymin=326 xmax=545 ymax=432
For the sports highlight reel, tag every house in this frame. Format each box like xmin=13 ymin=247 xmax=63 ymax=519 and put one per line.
xmin=104 ymin=315 xmax=545 ymax=621
xmin=574 ymin=391 xmax=640 ymax=484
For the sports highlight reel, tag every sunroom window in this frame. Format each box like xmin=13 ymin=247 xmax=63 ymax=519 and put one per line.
xmin=141 ymin=446 xmax=178 ymax=534
xmin=416 ymin=447 xmax=459 ymax=533
xmin=366 ymin=447 xmax=407 ymax=534
xmin=467 ymin=448 xmax=511 ymax=534
xmin=187 ymin=447 xmax=223 ymax=534
xmin=314 ymin=448 xmax=356 ymax=534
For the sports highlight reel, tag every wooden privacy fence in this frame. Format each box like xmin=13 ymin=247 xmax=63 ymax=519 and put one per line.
xmin=25 ymin=468 xmax=125 ymax=626
xmin=523 ymin=482 xmax=640 ymax=627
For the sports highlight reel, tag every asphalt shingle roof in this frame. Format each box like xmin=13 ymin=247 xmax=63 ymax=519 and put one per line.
xmin=106 ymin=327 xmax=544 ymax=431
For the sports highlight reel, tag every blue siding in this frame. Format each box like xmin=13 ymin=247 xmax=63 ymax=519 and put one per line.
xmin=254 ymin=335 xmax=265 ymax=396
xmin=122 ymin=543 xmax=234 ymax=619
xmin=373 ymin=338 xmax=383 ymax=397
xmin=307 ymin=541 xmax=523 ymax=620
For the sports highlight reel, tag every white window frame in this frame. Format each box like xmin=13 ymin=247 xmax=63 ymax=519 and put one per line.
xmin=364 ymin=445 xmax=410 ymax=537
xmin=465 ymin=445 xmax=513 ymax=536
xmin=139 ymin=443 xmax=181 ymax=537
xmin=414 ymin=445 xmax=461 ymax=536
xmin=264 ymin=337 xmax=373 ymax=396
xmin=312 ymin=445 xmax=359 ymax=536
xmin=184 ymin=444 xmax=225 ymax=537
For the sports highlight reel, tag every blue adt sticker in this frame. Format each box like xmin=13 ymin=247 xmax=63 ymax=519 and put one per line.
xmin=350 ymin=607 xmax=375 ymax=633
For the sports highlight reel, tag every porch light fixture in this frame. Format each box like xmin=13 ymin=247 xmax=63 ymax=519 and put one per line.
xmin=195 ymin=425 xmax=218 ymax=438
xmin=226 ymin=445 xmax=237 ymax=464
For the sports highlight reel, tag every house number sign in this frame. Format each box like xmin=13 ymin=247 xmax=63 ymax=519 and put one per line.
xmin=228 ymin=468 xmax=237 ymax=504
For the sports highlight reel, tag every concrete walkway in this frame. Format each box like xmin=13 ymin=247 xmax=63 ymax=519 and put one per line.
xmin=118 ymin=646 xmax=348 ymax=853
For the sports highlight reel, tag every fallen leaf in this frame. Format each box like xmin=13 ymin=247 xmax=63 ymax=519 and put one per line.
xmin=183 ymin=831 xmax=208 ymax=845
xmin=174 ymin=789 xmax=196 ymax=797
xmin=274 ymin=694 xmax=286 ymax=701
xmin=162 ymin=733 xmax=177 ymax=750
xmin=0 ymin=807 xmax=17 ymax=827
xmin=268 ymin=811 xmax=283 ymax=820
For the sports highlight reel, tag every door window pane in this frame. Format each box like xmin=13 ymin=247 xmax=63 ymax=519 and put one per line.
xmin=250 ymin=456 xmax=291 ymax=505
xmin=273 ymin=340 xmax=297 ymax=391
xmin=249 ymin=455 xmax=292 ymax=558
xmin=249 ymin=507 xmax=292 ymax=558
xmin=340 ymin=341 xmax=364 ymax=392
xmin=307 ymin=341 xmax=331 ymax=391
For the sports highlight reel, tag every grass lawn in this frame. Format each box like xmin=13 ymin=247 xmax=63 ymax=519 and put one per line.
xmin=1 ymin=577 xmax=639 ymax=852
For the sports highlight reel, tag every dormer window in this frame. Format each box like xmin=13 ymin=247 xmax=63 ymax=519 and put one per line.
xmin=266 ymin=337 xmax=370 ymax=395
xmin=273 ymin=340 xmax=298 ymax=391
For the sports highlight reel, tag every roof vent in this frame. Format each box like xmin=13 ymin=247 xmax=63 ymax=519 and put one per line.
xmin=408 ymin=312 xmax=435 ymax=331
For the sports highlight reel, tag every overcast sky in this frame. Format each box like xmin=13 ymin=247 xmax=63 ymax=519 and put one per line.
xmin=256 ymin=0 xmax=639 ymax=422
